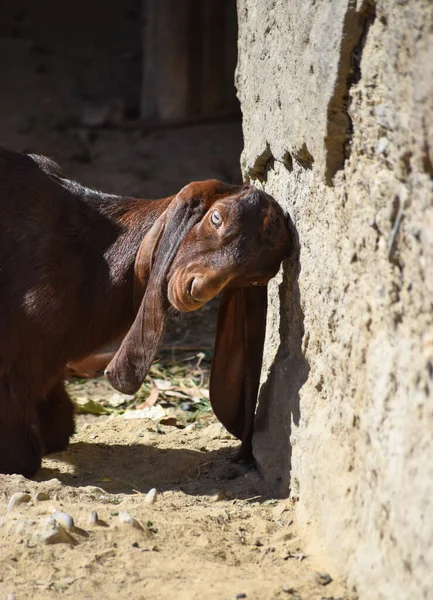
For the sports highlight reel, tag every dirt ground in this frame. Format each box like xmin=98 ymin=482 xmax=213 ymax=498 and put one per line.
xmin=0 ymin=375 xmax=347 ymax=600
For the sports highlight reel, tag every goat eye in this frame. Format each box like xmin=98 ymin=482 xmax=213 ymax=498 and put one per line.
xmin=251 ymin=282 xmax=263 ymax=287
xmin=211 ymin=210 xmax=222 ymax=226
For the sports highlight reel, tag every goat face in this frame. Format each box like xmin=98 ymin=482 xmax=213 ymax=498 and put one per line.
xmin=166 ymin=183 xmax=290 ymax=312
xmin=106 ymin=179 xmax=291 ymax=402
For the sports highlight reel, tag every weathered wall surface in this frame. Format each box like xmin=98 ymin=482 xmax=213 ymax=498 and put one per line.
xmin=236 ymin=1 xmax=433 ymax=598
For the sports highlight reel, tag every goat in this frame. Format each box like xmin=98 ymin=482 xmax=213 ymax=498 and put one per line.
xmin=0 ymin=147 xmax=291 ymax=477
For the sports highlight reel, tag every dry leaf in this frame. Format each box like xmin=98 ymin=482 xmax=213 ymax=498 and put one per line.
xmin=123 ymin=405 xmax=165 ymax=420
xmin=153 ymin=379 xmax=173 ymax=391
xmin=74 ymin=397 xmax=107 ymax=415
xmin=159 ymin=417 xmax=178 ymax=427
xmin=137 ymin=385 xmax=159 ymax=409
xmin=164 ymin=390 xmax=190 ymax=399
xmin=108 ymin=393 xmax=134 ymax=408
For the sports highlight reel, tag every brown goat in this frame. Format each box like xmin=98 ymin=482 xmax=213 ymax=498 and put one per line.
xmin=0 ymin=147 xmax=291 ymax=477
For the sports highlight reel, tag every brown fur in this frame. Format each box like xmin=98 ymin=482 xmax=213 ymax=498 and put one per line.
xmin=0 ymin=147 xmax=291 ymax=476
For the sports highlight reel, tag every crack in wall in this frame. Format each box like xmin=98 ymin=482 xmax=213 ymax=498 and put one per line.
xmin=325 ymin=0 xmax=377 ymax=185
xmin=246 ymin=142 xmax=272 ymax=182
xmin=247 ymin=146 xmax=297 ymax=184
xmin=293 ymin=143 xmax=314 ymax=170
xmin=246 ymin=2 xmax=376 ymax=187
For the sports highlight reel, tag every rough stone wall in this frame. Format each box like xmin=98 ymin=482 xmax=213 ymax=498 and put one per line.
xmin=236 ymin=1 xmax=433 ymax=598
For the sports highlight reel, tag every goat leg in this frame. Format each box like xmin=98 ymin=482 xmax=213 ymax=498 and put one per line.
xmin=0 ymin=376 xmax=42 ymax=477
xmin=37 ymin=380 xmax=75 ymax=455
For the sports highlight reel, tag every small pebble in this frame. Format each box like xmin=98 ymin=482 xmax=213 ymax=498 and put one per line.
xmin=181 ymin=401 xmax=194 ymax=412
xmin=52 ymin=511 xmax=74 ymax=530
xmin=88 ymin=510 xmax=98 ymax=524
xmin=316 ymin=572 xmax=332 ymax=586
xmin=8 ymin=492 xmax=31 ymax=512
xmin=7 ymin=593 xmax=16 ymax=600
xmin=236 ymin=594 xmax=247 ymax=599
xmin=145 ymin=488 xmax=157 ymax=505
xmin=33 ymin=491 xmax=50 ymax=502
xmin=40 ymin=517 xmax=75 ymax=545
xmin=118 ymin=511 xmax=143 ymax=530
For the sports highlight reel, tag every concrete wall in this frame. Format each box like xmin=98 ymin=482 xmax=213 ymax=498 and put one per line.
xmin=236 ymin=1 xmax=433 ymax=598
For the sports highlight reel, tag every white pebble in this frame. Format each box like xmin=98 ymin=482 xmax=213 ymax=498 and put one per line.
xmin=88 ymin=510 xmax=98 ymax=524
xmin=8 ymin=492 xmax=31 ymax=512
xmin=40 ymin=517 xmax=75 ymax=545
xmin=118 ymin=511 xmax=143 ymax=530
xmin=52 ymin=511 xmax=74 ymax=530
xmin=145 ymin=488 xmax=157 ymax=505
xmin=33 ymin=491 xmax=50 ymax=502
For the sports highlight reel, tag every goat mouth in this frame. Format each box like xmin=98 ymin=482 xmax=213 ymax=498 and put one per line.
xmin=186 ymin=277 xmax=195 ymax=298
xmin=168 ymin=277 xmax=203 ymax=312
xmin=186 ymin=277 xmax=203 ymax=304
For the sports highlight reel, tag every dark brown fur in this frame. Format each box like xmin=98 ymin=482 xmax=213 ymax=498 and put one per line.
xmin=0 ymin=147 xmax=291 ymax=476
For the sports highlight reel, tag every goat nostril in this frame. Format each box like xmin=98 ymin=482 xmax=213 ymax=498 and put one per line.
xmin=104 ymin=368 xmax=110 ymax=376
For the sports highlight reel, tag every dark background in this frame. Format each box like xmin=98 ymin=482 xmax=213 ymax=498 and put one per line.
xmin=0 ymin=0 xmax=242 ymax=349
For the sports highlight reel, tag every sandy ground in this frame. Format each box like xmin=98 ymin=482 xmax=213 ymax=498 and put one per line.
xmin=0 ymin=402 xmax=347 ymax=600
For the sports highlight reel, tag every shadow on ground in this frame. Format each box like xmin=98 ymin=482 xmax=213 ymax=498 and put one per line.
xmin=34 ymin=439 xmax=266 ymax=500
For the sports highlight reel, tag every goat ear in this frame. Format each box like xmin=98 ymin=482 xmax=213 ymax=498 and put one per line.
xmin=106 ymin=181 xmax=237 ymax=395
xmin=210 ymin=285 xmax=267 ymax=459
xmin=132 ymin=211 xmax=167 ymax=311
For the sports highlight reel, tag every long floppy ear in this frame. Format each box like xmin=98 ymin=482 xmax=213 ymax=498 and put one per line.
xmin=132 ymin=211 xmax=167 ymax=311
xmin=106 ymin=181 xmax=240 ymax=394
xmin=210 ymin=285 xmax=267 ymax=460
